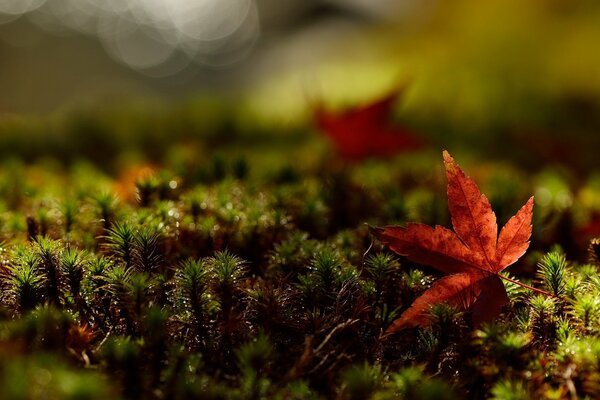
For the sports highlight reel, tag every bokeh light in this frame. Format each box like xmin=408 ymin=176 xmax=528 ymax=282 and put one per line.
xmin=4 ymin=0 xmax=261 ymax=73
xmin=0 ymin=0 xmax=46 ymax=16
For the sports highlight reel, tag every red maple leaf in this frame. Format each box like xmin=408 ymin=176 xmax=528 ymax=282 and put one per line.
xmin=314 ymin=89 xmax=423 ymax=161
xmin=577 ymin=212 xmax=600 ymax=238
xmin=372 ymin=151 xmax=547 ymax=332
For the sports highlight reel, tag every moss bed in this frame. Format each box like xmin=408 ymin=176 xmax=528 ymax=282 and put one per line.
xmin=0 ymin=107 xmax=600 ymax=399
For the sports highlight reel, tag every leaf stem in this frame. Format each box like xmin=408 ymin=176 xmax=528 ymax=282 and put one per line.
xmin=498 ymin=274 xmax=556 ymax=298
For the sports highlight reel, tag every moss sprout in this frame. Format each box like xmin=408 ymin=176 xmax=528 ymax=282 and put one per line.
xmin=34 ymin=237 xmax=63 ymax=306
xmin=104 ymin=222 xmax=135 ymax=269
xmin=339 ymin=362 xmax=382 ymax=400
xmin=93 ymin=191 xmax=119 ymax=231
xmin=490 ymin=379 xmax=531 ymax=400
xmin=7 ymin=250 xmax=43 ymax=313
xmin=570 ymin=293 xmax=600 ymax=330
xmin=537 ymin=250 xmax=567 ymax=297
xmin=173 ymin=258 xmax=211 ymax=341
xmin=133 ymin=225 xmax=163 ymax=273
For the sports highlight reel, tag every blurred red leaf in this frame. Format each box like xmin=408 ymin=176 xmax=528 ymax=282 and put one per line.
xmin=315 ymin=89 xmax=423 ymax=161
xmin=373 ymin=151 xmax=536 ymax=332
xmin=577 ymin=212 xmax=600 ymax=238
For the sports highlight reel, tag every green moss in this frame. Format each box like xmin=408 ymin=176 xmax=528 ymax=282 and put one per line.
xmin=0 ymin=116 xmax=599 ymax=399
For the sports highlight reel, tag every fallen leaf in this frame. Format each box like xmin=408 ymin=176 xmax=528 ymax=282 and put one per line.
xmin=373 ymin=150 xmax=536 ymax=332
xmin=314 ymin=89 xmax=423 ymax=161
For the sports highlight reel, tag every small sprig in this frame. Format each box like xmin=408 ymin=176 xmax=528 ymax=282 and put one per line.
xmin=104 ymin=222 xmax=135 ymax=269
xmin=7 ymin=250 xmax=43 ymax=313
xmin=133 ymin=225 xmax=163 ymax=273
xmin=174 ymin=258 xmax=210 ymax=336
xmin=35 ymin=237 xmax=63 ymax=306
xmin=209 ymin=250 xmax=247 ymax=302
xmin=537 ymin=250 xmax=567 ymax=297
xmin=61 ymin=249 xmax=86 ymax=303
xmin=339 ymin=363 xmax=383 ymax=400
xmin=93 ymin=191 xmax=119 ymax=231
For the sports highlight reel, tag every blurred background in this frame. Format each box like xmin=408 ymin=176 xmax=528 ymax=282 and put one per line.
xmin=0 ymin=0 xmax=410 ymax=113
xmin=1 ymin=0 xmax=600 ymax=172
